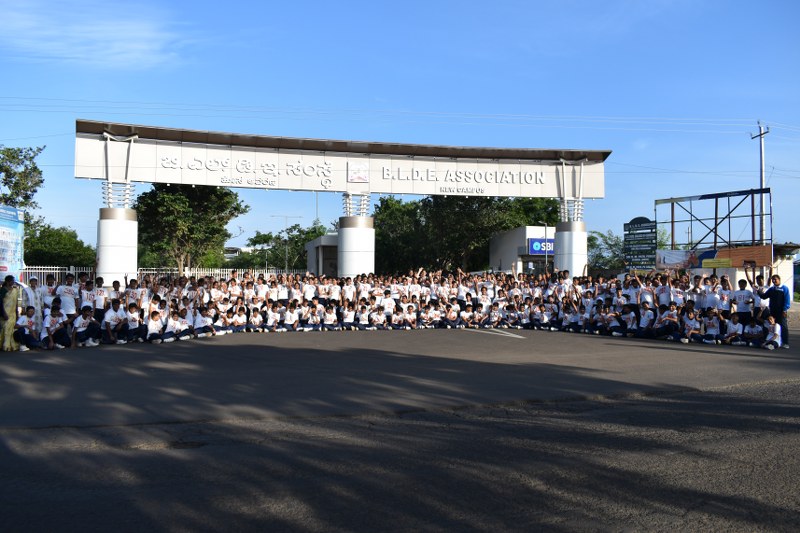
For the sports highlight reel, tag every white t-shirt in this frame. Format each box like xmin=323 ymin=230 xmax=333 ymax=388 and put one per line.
xmin=93 ymin=287 xmax=109 ymax=310
xmin=727 ymin=322 xmax=743 ymax=337
xmin=41 ymin=313 xmax=66 ymax=340
xmin=56 ymin=284 xmax=79 ymax=314
xmin=766 ymin=323 xmax=782 ymax=346
xmin=103 ymin=307 xmax=127 ymax=328
xmin=16 ymin=315 xmax=36 ymax=335
xmin=127 ymin=311 xmax=142 ymax=330
xmin=733 ymin=289 xmax=754 ymax=313
xmin=639 ymin=309 xmax=655 ymax=329
xmin=72 ymin=315 xmax=94 ymax=333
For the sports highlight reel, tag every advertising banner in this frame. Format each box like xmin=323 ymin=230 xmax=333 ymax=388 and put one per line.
xmin=655 ymin=245 xmax=773 ymax=270
xmin=527 ymin=238 xmax=555 ymax=255
xmin=0 ymin=206 xmax=25 ymax=279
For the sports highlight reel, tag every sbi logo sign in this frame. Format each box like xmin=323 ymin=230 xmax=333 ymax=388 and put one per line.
xmin=528 ymin=238 xmax=554 ymax=255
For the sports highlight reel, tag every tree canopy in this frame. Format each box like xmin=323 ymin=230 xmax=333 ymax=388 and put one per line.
xmin=230 ymin=221 xmax=328 ymax=271
xmin=587 ymin=228 xmax=671 ymax=276
xmin=0 ymin=145 xmax=45 ymax=214
xmin=135 ymin=184 xmax=249 ymax=271
xmin=24 ymin=217 xmax=96 ymax=266
xmin=374 ymin=196 xmax=559 ymax=273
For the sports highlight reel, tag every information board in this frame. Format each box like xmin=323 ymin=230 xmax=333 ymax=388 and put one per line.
xmin=623 ymin=216 xmax=657 ymax=270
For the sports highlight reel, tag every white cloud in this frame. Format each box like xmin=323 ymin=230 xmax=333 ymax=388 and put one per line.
xmin=0 ymin=0 xmax=187 ymax=69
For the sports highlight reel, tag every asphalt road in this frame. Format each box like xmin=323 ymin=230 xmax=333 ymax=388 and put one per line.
xmin=1 ymin=329 xmax=799 ymax=531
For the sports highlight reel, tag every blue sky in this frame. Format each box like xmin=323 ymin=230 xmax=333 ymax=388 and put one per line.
xmin=1 ymin=0 xmax=798 ymax=252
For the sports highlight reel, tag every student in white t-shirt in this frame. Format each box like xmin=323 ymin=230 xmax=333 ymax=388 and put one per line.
xmin=41 ymin=304 xmax=70 ymax=349
xmin=341 ymin=303 xmax=356 ymax=330
xmin=147 ymin=310 xmax=165 ymax=343
xmin=193 ymin=307 xmax=216 ymax=338
xmin=762 ymin=315 xmax=782 ymax=350
xmin=679 ymin=310 xmax=703 ymax=344
xmin=370 ymin=306 xmax=387 ymax=330
xmin=636 ymin=301 xmax=655 ymax=339
xmin=126 ymin=303 xmax=146 ymax=343
xmin=56 ymin=273 xmax=80 ymax=319
xmin=102 ymin=299 xmax=128 ymax=345
xmin=743 ymin=317 xmax=765 ymax=347
xmin=721 ymin=312 xmax=745 ymax=345
xmin=322 ymin=305 xmax=341 ymax=331
xmin=92 ymin=277 xmax=110 ymax=323
xmin=248 ymin=308 xmax=265 ymax=332
xmin=283 ymin=304 xmax=300 ymax=332
xmin=356 ymin=305 xmax=372 ymax=330
xmin=230 ymin=307 xmax=248 ymax=333
xmin=702 ymin=308 xmax=722 ymax=345
xmin=13 ymin=306 xmax=41 ymax=351
xmin=72 ymin=305 xmax=102 ymax=348
xmin=732 ymin=279 xmax=754 ymax=324
xmin=265 ymin=303 xmax=282 ymax=332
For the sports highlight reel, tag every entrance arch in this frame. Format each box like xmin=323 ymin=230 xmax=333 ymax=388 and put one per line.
xmin=74 ymin=120 xmax=611 ymax=281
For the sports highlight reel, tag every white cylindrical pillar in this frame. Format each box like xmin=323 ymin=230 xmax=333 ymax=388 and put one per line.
xmin=338 ymin=216 xmax=374 ymax=278
xmin=554 ymin=221 xmax=587 ymax=278
xmin=96 ymin=208 xmax=138 ymax=286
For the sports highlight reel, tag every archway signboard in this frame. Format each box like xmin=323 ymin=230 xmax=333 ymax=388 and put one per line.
xmin=74 ymin=120 xmax=610 ymax=281
xmin=75 ymin=120 xmax=607 ymax=199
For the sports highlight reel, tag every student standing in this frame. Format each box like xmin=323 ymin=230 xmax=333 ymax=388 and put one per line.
xmin=755 ymin=274 xmax=791 ymax=349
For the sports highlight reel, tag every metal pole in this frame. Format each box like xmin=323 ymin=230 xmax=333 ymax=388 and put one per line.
xmin=538 ymin=220 xmax=548 ymax=275
xmin=750 ymin=121 xmax=769 ymax=243
xmin=269 ymin=214 xmax=302 ymax=273
xmin=545 ymin=222 xmax=548 ymax=274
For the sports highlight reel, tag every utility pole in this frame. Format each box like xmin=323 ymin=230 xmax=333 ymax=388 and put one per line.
xmin=750 ymin=121 xmax=769 ymax=244
xmin=538 ymin=220 xmax=549 ymax=275
xmin=269 ymin=215 xmax=303 ymax=272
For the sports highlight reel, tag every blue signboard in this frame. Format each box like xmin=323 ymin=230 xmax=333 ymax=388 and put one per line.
xmin=0 ymin=206 xmax=25 ymax=279
xmin=527 ymin=238 xmax=554 ymax=255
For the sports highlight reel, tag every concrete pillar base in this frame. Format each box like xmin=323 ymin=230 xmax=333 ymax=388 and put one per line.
xmin=96 ymin=208 xmax=138 ymax=286
xmin=338 ymin=216 xmax=374 ymax=277
xmin=554 ymin=221 xmax=587 ymax=279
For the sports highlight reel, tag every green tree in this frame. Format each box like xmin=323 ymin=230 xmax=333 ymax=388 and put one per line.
xmin=0 ymin=145 xmax=45 ymax=216
xmin=588 ymin=228 xmax=671 ymax=275
xmin=373 ymin=196 xmax=559 ymax=273
xmin=373 ymin=196 xmax=426 ymax=274
xmin=587 ymin=230 xmax=625 ymax=273
xmin=135 ymin=184 xmax=249 ymax=271
xmin=24 ymin=218 xmax=96 ymax=266
xmin=246 ymin=220 xmax=327 ymax=271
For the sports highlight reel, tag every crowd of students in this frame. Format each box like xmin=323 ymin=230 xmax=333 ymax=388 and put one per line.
xmin=10 ymin=266 xmax=792 ymax=352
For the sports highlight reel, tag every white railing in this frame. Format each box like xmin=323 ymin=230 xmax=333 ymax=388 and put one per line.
xmin=19 ymin=266 xmax=95 ymax=284
xmin=21 ymin=266 xmax=307 ymax=284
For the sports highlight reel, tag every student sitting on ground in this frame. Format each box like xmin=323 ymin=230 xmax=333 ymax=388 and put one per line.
xmin=42 ymin=304 xmax=70 ymax=349
xmin=72 ymin=305 xmax=101 ymax=348
xmin=14 ymin=306 xmax=41 ymax=352
xmin=678 ymin=309 xmax=704 ymax=344
xmin=762 ymin=315 xmax=782 ymax=350
xmin=743 ymin=317 xmax=765 ymax=347
xmin=147 ymin=310 xmax=165 ymax=343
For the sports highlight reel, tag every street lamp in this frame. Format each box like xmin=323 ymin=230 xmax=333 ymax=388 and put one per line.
xmin=260 ymin=245 xmax=271 ymax=275
xmin=269 ymin=215 xmax=302 ymax=272
xmin=538 ymin=220 xmax=549 ymax=275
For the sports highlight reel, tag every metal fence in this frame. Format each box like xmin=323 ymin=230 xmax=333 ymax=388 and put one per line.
xmin=19 ymin=266 xmax=95 ymax=284
xmin=137 ymin=267 xmax=306 ymax=280
xmin=20 ymin=266 xmax=306 ymax=284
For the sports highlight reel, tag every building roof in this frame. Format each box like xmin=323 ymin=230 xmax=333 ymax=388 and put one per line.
xmin=76 ymin=119 xmax=612 ymax=163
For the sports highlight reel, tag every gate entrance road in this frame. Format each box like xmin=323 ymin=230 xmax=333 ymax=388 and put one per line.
xmin=1 ymin=331 xmax=799 ymax=532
